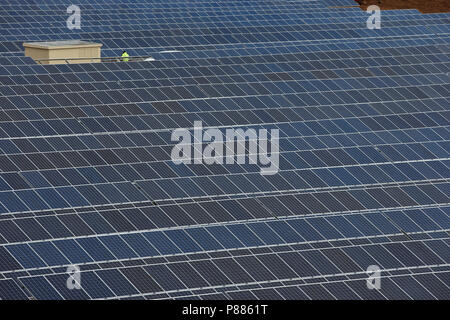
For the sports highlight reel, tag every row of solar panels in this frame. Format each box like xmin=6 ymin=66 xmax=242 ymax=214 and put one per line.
xmin=0 ymin=6 xmax=439 ymax=30
xmin=0 ymin=80 xmax=446 ymax=126
xmin=1 ymin=63 xmax=447 ymax=102
xmin=0 ymin=2 xmax=358 ymax=13
xmin=0 ymin=123 xmax=448 ymax=177
xmin=0 ymin=160 xmax=448 ymax=212
xmin=5 ymin=17 xmax=447 ymax=42
xmin=0 ymin=0 xmax=358 ymax=8
xmin=6 ymin=13 xmax=442 ymax=39
xmin=3 ymin=265 xmax=448 ymax=299
xmin=0 ymin=191 xmax=448 ymax=244
xmin=0 ymin=4 xmax=396 ymax=26
xmin=0 ymin=8 xmax=434 ymax=25
xmin=2 ymin=35 xmax=449 ymax=75
xmin=2 ymin=23 xmax=448 ymax=53
xmin=2 ymin=36 xmax=449 ymax=70
xmin=2 ymin=233 xmax=449 ymax=299
xmin=0 ymin=0 xmax=448 ymax=300
xmin=1 ymin=12 xmax=447 ymax=36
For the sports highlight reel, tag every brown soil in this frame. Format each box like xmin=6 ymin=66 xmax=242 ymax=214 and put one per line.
xmin=355 ymin=0 xmax=450 ymax=13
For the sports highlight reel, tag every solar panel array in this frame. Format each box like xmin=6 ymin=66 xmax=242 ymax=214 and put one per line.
xmin=0 ymin=0 xmax=449 ymax=300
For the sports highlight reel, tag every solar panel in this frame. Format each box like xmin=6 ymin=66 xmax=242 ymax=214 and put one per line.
xmin=0 ymin=0 xmax=449 ymax=302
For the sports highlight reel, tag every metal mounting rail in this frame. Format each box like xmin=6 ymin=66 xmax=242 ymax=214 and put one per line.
xmin=34 ymin=55 xmax=154 ymax=64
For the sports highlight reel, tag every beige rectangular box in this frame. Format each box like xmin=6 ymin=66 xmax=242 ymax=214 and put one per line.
xmin=23 ymin=40 xmax=102 ymax=64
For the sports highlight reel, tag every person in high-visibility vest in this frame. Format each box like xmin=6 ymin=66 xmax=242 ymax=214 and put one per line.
xmin=121 ymin=51 xmax=129 ymax=62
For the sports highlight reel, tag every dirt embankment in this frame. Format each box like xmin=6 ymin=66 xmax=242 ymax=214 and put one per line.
xmin=355 ymin=0 xmax=450 ymax=13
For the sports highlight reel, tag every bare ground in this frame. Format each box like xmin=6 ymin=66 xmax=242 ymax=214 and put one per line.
xmin=354 ymin=0 xmax=450 ymax=13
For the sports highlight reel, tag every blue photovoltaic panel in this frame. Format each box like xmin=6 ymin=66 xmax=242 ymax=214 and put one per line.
xmin=0 ymin=0 xmax=449 ymax=300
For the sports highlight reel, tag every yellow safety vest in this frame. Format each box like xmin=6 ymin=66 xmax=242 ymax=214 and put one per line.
xmin=121 ymin=52 xmax=129 ymax=62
